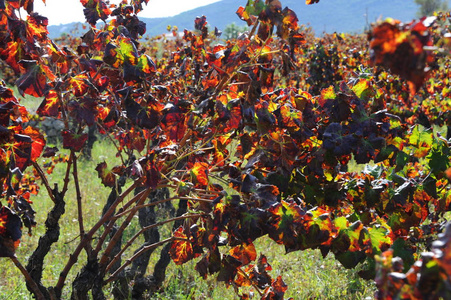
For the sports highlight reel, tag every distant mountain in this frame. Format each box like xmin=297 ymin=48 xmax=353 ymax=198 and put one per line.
xmin=48 ymin=0 xmax=422 ymax=39
xmin=141 ymin=0 xmax=420 ymax=36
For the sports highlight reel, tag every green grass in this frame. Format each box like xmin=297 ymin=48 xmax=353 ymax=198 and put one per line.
xmin=148 ymin=238 xmax=376 ymax=299
xmin=0 ymin=139 xmax=376 ymax=299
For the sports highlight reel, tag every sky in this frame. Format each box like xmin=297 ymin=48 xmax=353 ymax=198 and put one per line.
xmin=33 ymin=0 xmax=221 ymax=25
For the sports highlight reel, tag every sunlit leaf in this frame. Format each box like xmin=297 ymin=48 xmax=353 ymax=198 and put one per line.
xmin=190 ymin=162 xmax=209 ymax=187
xmin=169 ymin=226 xmax=194 ymax=265
xmin=26 ymin=13 xmax=49 ymax=42
xmin=229 ymin=242 xmax=257 ymax=265
xmin=23 ymin=126 xmax=45 ymax=162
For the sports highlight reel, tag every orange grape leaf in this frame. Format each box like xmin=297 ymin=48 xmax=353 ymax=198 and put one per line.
xmin=236 ymin=0 xmax=263 ymax=26
xmin=0 ymin=41 xmax=24 ymax=73
xmin=169 ymin=226 xmax=195 ymax=265
xmin=26 ymin=13 xmax=49 ymax=42
xmin=190 ymin=162 xmax=209 ymax=187
xmin=47 ymin=40 xmax=69 ymax=74
xmin=230 ymin=242 xmax=257 ymax=265
xmin=7 ymin=0 xmax=33 ymax=13
xmin=368 ymin=17 xmax=435 ymax=94
xmin=271 ymin=275 xmax=288 ymax=299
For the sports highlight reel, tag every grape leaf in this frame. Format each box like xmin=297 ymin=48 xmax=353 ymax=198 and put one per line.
xmin=61 ymin=130 xmax=88 ymax=152
xmin=37 ymin=90 xmax=60 ymax=117
xmin=95 ymin=162 xmax=116 ymax=187
xmin=229 ymin=242 xmax=257 ymax=266
xmin=169 ymin=226 xmax=195 ymax=265
xmin=0 ymin=206 xmax=22 ymax=257
xmin=81 ymin=0 xmax=112 ymax=26
xmin=18 ymin=60 xmax=56 ymax=98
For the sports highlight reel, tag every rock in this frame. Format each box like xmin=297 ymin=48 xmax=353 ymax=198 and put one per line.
xmin=54 ymin=120 xmax=65 ymax=131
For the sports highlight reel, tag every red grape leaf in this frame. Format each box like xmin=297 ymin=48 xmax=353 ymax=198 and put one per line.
xmin=37 ymin=90 xmax=60 ymax=117
xmin=195 ymin=248 xmax=221 ymax=279
xmin=143 ymin=158 xmax=160 ymax=188
xmin=123 ymin=54 xmax=157 ymax=82
xmin=194 ymin=15 xmax=207 ymax=30
xmin=62 ymin=130 xmax=88 ymax=152
xmin=9 ymin=133 xmax=33 ymax=171
xmin=160 ymin=104 xmax=186 ymax=141
xmin=98 ymin=106 xmax=118 ymax=130
xmin=16 ymin=60 xmax=55 ymax=97
xmin=124 ymin=97 xmax=160 ymax=129
xmin=69 ymin=74 xmax=92 ymax=97
xmin=23 ymin=126 xmax=45 ymax=162
xmin=0 ymin=41 xmax=24 ymax=73
xmin=127 ymin=0 xmax=149 ymax=14
xmin=0 ymin=82 xmax=17 ymax=104
xmin=78 ymin=58 xmax=103 ymax=75
xmin=42 ymin=146 xmax=58 ymax=158
xmin=0 ymin=101 xmax=18 ymax=126
xmin=276 ymin=8 xmax=299 ymax=40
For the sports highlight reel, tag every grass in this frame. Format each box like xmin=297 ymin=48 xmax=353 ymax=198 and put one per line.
xmin=149 ymin=238 xmax=376 ymax=299
xmin=0 ymin=136 xmax=376 ymax=299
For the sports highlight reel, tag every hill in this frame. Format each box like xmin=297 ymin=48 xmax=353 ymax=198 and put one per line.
xmin=140 ymin=0 xmax=420 ymax=36
xmin=48 ymin=0 xmax=421 ymax=39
